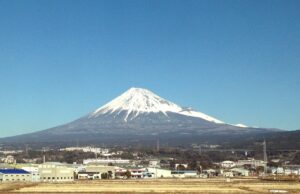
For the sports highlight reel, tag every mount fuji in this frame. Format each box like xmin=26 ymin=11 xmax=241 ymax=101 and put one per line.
xmin=2 ymin=87 xmax=280 ymax=145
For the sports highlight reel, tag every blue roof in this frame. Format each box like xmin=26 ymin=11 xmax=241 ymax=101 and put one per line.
xmin=0 ymin=169 xmax=30 ymax=174
xmin=171 ymin=170 xmax=197 ymax=173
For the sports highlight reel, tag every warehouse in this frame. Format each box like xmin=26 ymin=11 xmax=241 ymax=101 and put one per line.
xmin=38 ymin=163 xmax=74 ymax=182
xmin=0 ymin=169 xmax=31 ymax=182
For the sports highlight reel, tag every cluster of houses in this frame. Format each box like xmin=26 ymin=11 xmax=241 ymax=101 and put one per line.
xmin=59 ymin=146 xmax=123 ymax=157
xmin=219 ymin=159 xmax=300 ymax=177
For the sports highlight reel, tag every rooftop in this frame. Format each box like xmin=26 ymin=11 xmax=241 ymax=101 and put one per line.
xmin=0 ymin=169 xmax=30 ymax=174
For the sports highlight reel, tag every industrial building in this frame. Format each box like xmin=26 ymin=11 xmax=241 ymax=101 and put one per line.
xmin=38 ymin=163 xmax=74 ymax=182
xmin=146 ymin=167 xmax=172 ymax=178
xmin=237 ymin=159 xmax=266 ymax=168
xmin=0 ymin=169 xmax=31 ymax=182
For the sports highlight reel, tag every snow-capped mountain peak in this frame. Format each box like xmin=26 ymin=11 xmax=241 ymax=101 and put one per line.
xmin=91 ymin=87 xmax=224 ymax=123
xmin=92 ymin=87 xmax=182 ymax=117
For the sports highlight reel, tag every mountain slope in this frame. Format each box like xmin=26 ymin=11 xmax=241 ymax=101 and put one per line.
xmin=1 ymin=87 xmax=280 ymax=144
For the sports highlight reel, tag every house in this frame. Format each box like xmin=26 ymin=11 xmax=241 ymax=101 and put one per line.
xmin=202 ymin=169 xmax=217 ymax=177
xmin=0 ymin=169 xmax=31 ymax=182
xmin=115 ymin=167 xmax=146 ymax=179
xmin=3 ymin=155 xmax=16 ymax=164
xmin=77 ymin=172 xmax=101 ymax=180
xmin=84 ymin=165 xmax=115 ymax=179
xmin=222 ymin=171 xmax=234 ymax=177
xmin=230 ymin=168 xmax=249 ymax=176
xmin=129 ymin=168 xmax=146 ymax=179
xmin=114 ymin=167 xmax=128 ymax=179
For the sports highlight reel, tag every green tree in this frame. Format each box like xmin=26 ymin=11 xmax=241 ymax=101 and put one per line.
xmin=101 ymin=173 xmax=108 ymax=179
xmin=125 ymin=170 xmax=131 ymax=179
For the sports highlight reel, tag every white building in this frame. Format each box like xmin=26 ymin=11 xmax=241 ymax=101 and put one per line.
xmin=60 ymin=146 xmax=109 ymax=154
xmin=130 ymin=168 xmax=146 ymax=179
xmin=77 ymin=172 xmax=101 ymax=180
xmin=3 ymin=155 xmax=16 ymax=164
xmin=171 ymin=170 xmax=198 ymax=178
xmin=149 ymin=160 xmax=160 ymax=168
xmin=83 ymin=158 xmax=130 ymax=165
xmin=38 ymin=163 xmax=74 ymax=182
xmin=21 ymin=166 xmax=40 ymax=182
xmin=231 ymin=168 xmax=249 ymax=176
xmin=237 ymin=159 xmax=266 ymax=168
xmin=221 ymin=161 xmax=236 ymax=168
xmin=222 ymin=171 xmax=234 ymax=177
xmin=146 ymin=167 xmax=172 ymax=178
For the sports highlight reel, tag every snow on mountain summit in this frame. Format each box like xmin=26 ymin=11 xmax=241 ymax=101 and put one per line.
xmin=91 ymin=87 xmax=224 ymax=123
xmin=92 ymin=87 xmax=182 ymax=116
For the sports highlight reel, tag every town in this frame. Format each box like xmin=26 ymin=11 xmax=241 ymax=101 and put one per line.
xmin=1 ymin=141 xmax=300 ymax=183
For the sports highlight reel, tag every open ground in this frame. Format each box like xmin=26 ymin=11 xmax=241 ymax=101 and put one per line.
xmin=1 ymin=178 xmax=300 ymax=194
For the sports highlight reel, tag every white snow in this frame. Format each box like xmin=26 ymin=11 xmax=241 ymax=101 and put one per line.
xmin=91 ymin=87 xmax=224 ymax=123
xmin=235 ymin=124 xmax=248 ymax=128
xmin=179 ymin=109 xmax=224 ymax=124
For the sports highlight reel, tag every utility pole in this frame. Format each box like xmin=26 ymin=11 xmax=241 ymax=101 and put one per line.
xmin=156 ymin=137 xmax=160 ymax=152
xmin=25 ymin=144 xmax=28 ymax=157
xmin=263 ymin=139 xmax=268 ymax=175
xmin=95 ymin=147 xmax=97 ymax=159
xmin=42 ymin=147 xmax=46 ymax=164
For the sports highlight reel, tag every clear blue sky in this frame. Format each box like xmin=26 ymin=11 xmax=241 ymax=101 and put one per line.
xmin=0 ymin=0 xmax=300 ymax=137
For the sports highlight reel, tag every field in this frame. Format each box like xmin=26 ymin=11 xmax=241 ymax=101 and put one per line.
xmin=1 ymin=178 xmax=300 ymax=194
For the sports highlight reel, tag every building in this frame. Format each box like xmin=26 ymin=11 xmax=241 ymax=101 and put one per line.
xmin=149 ymin=160 xmax=160 ymax=168
xmin=84 ymin=165 xmax=115 ymax=179
xmin=60 ymin=147 xmax=109 ymax=155
xmin=129 ymin=168 xmax=146 ymax=179
xmin=146 ymin=167 xmax=172 ymax=178
xmin=77 ymin=172 xmax=101 ymax=180
xmin=0 ymin=169 xmax=31 ymax=182
xmin=38 ymin=163 xmax=74 ymax=182
xmin=171 ymin=170 xmax=198 ymax=178
xmin=21 ymin=166 xmax=40 ymax=182
xmin=237 ymin=159 xmax=266 ymax=168
xmin=221 ymin=171 xmax=234 ymax=177
xmin=83 ymin=158 xmax=130 ymax=165
xmin=3 ymin=155 xmax=16 ymax=164
xmin=221 ymin=161 xmax=236 ymax=168
xmin=271 ymin=167 xmax=284 ymax=175
xmin=230 ymin=168 xmax=249 ymax=176
xmin=114 ymin=167 xmax=128 ymax=179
